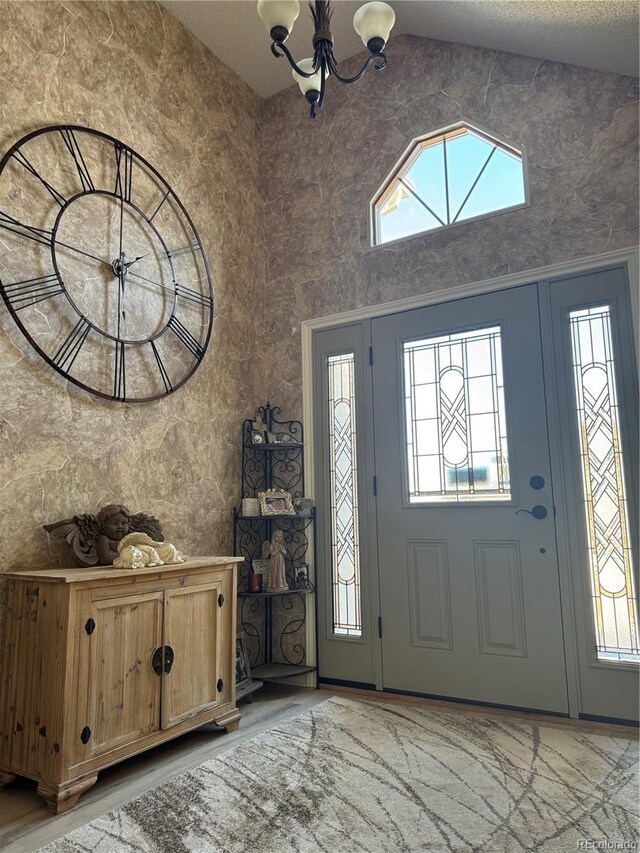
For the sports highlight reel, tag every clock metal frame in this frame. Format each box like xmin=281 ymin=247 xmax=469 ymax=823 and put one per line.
xmin=0 ymin=124 xmax=214 ymax=403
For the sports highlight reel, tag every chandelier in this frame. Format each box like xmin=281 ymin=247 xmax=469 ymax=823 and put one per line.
xmin=257 ymin=0 xmax=396 ymax=118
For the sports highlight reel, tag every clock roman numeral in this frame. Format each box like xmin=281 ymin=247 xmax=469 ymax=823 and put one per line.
xmin=114 ymin=143 xmax=133 ymax=202
xmin=11 ymin=151 xmax=67 ymax=207
xmin=148 ymin=189 xmax=170 ymax=223
xmin=167 ymin=316 xmax=204 ymax=360
xmin=59 ymin=128 xmax=95 ymax=193
xmin=52 ymin=317 xmax=91 ymax=373
xmin=113 ymin=340 xmax=126 ymax=401
xmin=167 ymin=243 xmax=201 ymax=260
xmin=150 ymin=340 xmax=172 ymax=393
xmin=2 ymin=274 xmax=64 ymax=311
xmin=0 ymin=209 xmax=53 ymax=248
xmin=175 ymin=283 xmax=212 ymax=308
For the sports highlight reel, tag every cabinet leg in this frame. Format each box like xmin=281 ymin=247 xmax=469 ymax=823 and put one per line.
xmin=0 ymin=769 xmax=16 ymax=790
xmin=37 ymin=774 xmax=98 ymax=815
xmin=213 ymin=707 xmax=241 ymax=734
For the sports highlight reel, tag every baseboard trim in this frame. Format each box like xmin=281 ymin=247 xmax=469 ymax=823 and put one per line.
xmin=318 ymin=677 xmax=376 ymax=691
xmin=579 ymin=712 xmax=639 ymax=728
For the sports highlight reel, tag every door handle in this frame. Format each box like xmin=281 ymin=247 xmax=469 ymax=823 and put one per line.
xmin=515 ymin=505 xmax=548 ymax=520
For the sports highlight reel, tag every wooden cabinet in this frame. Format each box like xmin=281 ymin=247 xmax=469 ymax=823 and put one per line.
xmin=0 ymin=557 xmax=242 ymax=814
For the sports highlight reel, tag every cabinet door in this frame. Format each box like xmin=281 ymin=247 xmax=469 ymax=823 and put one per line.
xmin=162 ymin=576 xmax=232 ymax=728
xmin=85 ymin=592 xmax=163 ymax=757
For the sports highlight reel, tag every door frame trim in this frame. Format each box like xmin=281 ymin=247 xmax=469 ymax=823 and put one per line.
xmin=302 ymin=246 xmax=639 ymax=704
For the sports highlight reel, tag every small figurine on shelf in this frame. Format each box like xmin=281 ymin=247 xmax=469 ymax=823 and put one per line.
xmin=113 ymin=532 xmax=186 ymax=569
xmin=264 ymin=529 xmax=289 ymax=592
xmin=96 ymin=504 xmax=130 ymax=565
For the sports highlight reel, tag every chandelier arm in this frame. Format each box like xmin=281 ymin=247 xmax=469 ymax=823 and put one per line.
xmin=318 ymin=63 xmax=327 ymax=110
xmin=271 ymin=41 xmax=317 ymax=77
xmin=328 ymin=50 xmax=387 ymax=85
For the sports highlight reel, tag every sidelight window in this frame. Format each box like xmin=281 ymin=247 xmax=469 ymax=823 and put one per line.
xmin=327 ymin=353 xmax=362 ymax=637
xmin=569 ymin=305 xmax=639 ymax=662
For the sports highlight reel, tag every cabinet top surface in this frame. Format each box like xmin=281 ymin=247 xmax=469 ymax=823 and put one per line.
xmin=3 ymin=556 xmax=243 ymax=583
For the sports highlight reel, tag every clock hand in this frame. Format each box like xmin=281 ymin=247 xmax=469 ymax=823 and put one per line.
xmin=127 ymin=269 xmax=175 ymax=294
xmin=53 ymin=239 xmax=112 ymax=269
xmin=118 ymin=191 xmax=124 ymax=261
xmin=122 ymin=253 xmax=148 ymax=270
xmin=117 ymin=253 xmax=126 ymax=335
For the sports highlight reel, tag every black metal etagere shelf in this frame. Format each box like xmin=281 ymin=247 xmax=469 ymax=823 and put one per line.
xmin=233 ymin=403 xmax=317 ymax=683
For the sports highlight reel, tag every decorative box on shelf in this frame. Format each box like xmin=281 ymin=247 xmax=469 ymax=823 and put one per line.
xmin=233 ymin=403 xmax=317 ymax=685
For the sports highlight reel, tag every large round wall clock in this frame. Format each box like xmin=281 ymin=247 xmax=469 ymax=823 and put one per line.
xmin=0 ymin=125 xmax=213 ymax=402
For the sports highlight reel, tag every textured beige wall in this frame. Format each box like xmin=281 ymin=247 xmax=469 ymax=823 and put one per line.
xmin=259 ymin=34 xmax=639 ymax=416
xmin=0 ymin=1 xmax=264 ymax=570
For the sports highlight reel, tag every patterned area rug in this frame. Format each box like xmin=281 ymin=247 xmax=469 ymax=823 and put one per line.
xmin=40 ymin=696 xmax=639 ymax=853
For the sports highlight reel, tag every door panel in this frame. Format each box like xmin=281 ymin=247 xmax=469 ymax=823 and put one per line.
xmin=407 ymin=540 xmax=453 ymax=650
xmin=162 ymin=580 xmax=225 ymax=728
xmin=86 ymin=592 xmax=163 ymax=758
xmin=372 ymin=284 xmax=569 ymax=712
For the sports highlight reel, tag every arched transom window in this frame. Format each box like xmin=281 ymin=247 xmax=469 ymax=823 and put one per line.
xmin=371 ymin=123 xmax=527 ymax=246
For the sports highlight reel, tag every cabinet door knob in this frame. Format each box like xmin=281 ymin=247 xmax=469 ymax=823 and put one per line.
xmin=217 ymin=678 xmax=224 ymax=692
xmin=152 ymin=646 xmax=163 ymax=675
xmin=163 ymin=645 xmax=174 ymax=673
xmin=218 ymin=593 xmax=224 ymax=607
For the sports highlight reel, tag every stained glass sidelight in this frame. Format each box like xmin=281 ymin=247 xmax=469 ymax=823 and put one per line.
xmin=569 ymin=306 xmax=639 ymax=662
xmin=328 ymin=353 xmax=362 ymax=636
xmin=403 ymin=326 xmax=511 ymax=503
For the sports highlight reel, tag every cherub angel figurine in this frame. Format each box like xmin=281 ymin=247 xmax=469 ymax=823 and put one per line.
xmin=113 ymin=532 xmax=186 ymax=570
xmin=263 ymin=529 xmax=289 ymax=592
xmin=43 ymin=504 xmax=164 ymax=567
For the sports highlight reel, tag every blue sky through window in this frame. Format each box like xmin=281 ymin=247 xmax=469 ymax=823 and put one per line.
xmin=375 ymin=127 xmax=525 ymax=245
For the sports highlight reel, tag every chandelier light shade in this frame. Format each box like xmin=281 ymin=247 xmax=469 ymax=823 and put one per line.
xmin=257 ymin=0 xmax=395 ymax=118
xmin=353 ymin=2 xmax=396 ymax=50
xmin=257 ymin=0 xmax=301 ymax=43
xmin=292 ymin=57 xmax=329 ymax=95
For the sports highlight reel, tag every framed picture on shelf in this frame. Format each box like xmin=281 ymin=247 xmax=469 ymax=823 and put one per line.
xmin=250 ymin=429 xmax=265 ymax=445
xmin=294 ymin=497 xmax=314 ymax=517
xmin=235 ymin=634 xmax=252 ymax=692
xmin=252 ymin=558 xmax=271 ymax=587
xmin=292 ymin=564 xmax=312 ymax=589
xmin=258 ymin=488 xmax=295 ymax=516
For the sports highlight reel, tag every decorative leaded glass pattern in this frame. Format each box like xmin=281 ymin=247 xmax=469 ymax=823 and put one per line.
xmin=569 ymin=306 xmax=639 ymax=662
xmin=372 ymin=124 xmax=526 ymax=246
xmin=328 ymin=353 xmax=362 ymax=637
xmin=403 ymin=326 xmax=510 ymax=503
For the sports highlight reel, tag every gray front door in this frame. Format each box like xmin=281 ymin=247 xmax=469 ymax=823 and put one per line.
xmin=372 ymin=284 xmax=569 ymax=712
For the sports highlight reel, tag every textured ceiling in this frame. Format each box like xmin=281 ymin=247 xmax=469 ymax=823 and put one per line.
xmin=163 ymin=0 xmax=639 ymax=98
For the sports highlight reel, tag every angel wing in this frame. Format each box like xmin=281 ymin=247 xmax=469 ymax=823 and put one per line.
xmin=128 ymin=512 xmax=164 ymax=542
xmin=43 ymin=514 xmax=100 ymax=567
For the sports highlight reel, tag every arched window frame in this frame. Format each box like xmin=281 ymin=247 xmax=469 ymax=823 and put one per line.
xmin=369 ymin=121 xmax=529 ymax=248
